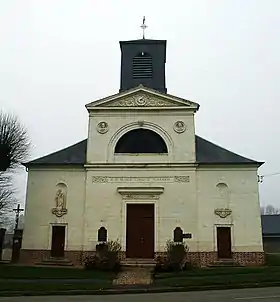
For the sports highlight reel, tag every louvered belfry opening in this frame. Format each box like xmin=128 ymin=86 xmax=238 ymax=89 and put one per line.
xmin=132 ymin=52 xmax=153 ymax=79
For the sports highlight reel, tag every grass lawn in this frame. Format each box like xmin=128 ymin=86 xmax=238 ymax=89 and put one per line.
xmin=0 ymin=264 xmax=115 ymax=294
xmin=0 ymin=282 xmax=113 ymax=293
xmin=154 ymin=266 xmax=280 ymax=288
xmin=0 ymin=264 xmax=115 ymax=280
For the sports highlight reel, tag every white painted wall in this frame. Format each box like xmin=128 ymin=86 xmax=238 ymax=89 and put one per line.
xmin=22 ymin=168 xmax=86 ymax=251
xmin=83 ymin=168 xmax=197 ymax=252
xmin=196 ymin=167 xmax=263 ymax=252
xmin=87 ymin=112 xmax=196 ymax=164
xmin=22 ymin=166 xmax=263 ymax=254
xmin=22 ymin=90 xmax=263 ymax=256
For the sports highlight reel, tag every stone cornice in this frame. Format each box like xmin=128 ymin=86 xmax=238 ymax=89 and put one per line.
xmin=117 ymin=186 xmax=164 ymax=201
xmin=85 ymin=163 xmax=197 ymax=170
xmin=86 ymin=86 xmax=199 ymax=112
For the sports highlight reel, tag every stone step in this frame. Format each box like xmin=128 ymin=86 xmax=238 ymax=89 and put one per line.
xmin=209 ymin=259 xmax=243 ymax=267
xmin=37 ymin=258 xmax=73 ymax=267
xmin=121 ymin=258 xmax=156 ymax=268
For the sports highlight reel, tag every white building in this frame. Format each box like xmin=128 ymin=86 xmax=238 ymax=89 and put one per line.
xmin=21 ymin=37 xmax=264 ymax=267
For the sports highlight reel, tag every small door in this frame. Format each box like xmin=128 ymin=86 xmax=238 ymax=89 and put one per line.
xmin=51 ymin=226 xmax=65 ymax=258
xmin=126 ymin=204 xmax=154 ymax=259
xmin=217 ymin=227 xmax=232 ymax=259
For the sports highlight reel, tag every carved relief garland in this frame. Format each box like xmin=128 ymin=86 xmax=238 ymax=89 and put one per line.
xmin=106 ymin=93 xmax=182 ymax=107
xmin=214 ymin=208 xmax=232 ymax=218
xmin=122 ymin=194 xmax=160 ymax=201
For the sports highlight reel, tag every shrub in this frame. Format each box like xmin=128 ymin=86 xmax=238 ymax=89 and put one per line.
xmin=84 ymin=240 xmax=122 ymax=272
xmin=154 ymin=240 xmax=191 ymax=273
xmin=266 ymin=253 xmax=280 ymax=266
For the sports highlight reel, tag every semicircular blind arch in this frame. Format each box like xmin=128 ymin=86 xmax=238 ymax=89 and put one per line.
xmin=115 ymin=129 xmax=168 ymax=154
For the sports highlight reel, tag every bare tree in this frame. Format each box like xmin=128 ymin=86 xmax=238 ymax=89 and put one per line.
xmin=0 ymin=111 xmax=30 ymax=225
xmin=0 ymin=111 xmax=30 ymax=172
xmin=0 ymin=172 xmax=15 ymax=226
xmin=261 ymin=205 xmax=280 ymax=215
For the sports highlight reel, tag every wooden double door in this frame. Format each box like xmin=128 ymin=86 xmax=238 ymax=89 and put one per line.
xmin=126 ymin=204 xmax=155 ymax=259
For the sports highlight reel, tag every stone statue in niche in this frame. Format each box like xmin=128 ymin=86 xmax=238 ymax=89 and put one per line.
xmin=52 ymin=188 xmax=67 ymax=217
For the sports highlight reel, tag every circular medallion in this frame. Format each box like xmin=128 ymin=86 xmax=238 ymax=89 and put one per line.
xmin=136 ymin=95 xmax=147 ymax=106
xmin=96 ymin=121 xmax=109 ymax=134
xmin=173 ymin=121 xmax=186 ymax=133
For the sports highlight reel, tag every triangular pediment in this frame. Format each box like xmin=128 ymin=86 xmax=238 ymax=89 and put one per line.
xmin=86 ymin=85 xmax=199 ymax=111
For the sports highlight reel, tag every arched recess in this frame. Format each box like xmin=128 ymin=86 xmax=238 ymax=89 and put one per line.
xmin=216 ymin=182 xmax=230 ymax=208
xmin=115 ymin=129 xmax=168 ymax=153
xmin=107 ymin=121 xmax=173 ymax=160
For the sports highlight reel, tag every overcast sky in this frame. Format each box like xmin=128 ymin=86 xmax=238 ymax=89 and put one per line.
xmin=0 ymin=0 xmax=280 ymax=209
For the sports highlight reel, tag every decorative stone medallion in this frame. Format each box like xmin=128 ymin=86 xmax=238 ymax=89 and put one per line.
xmin=96 ymin=121 xmax=109 ymax=134
xmin=173 ymin=121 xmax=186 ymax=133
xmin=136 ymin=95 xmax=147 ymax=106
xmin=214 ymin=208 xmax=232 ymax=218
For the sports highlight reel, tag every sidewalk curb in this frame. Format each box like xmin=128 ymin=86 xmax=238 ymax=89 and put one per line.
xmin=1 ymin=281 xmax=280 ymax=297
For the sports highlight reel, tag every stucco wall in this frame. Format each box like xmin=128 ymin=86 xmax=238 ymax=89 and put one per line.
xmin=83 ymin=166 xmax=263 ymax=254
xmin=83 ymin=168 xmax=197 ymax=252
xmin=196 ymin=166 xmax=263 ymax=253
xmin=22 ymin=168 xmax=86 ymax=251
xmin=86 ymin=111 xmax=196 ymax=164
xmin=22 ymin=166 xmax=263 ymax=255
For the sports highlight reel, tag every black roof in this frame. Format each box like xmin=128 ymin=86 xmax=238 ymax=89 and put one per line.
xmin=261 ymin=215 xmax=280 ymax=236
xmin=24 ymin=136 xmax=262 ymax=167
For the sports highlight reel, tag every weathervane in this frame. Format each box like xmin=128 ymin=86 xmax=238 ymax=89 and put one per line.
xmin=140 ymin=16 xmax=147 ymax=39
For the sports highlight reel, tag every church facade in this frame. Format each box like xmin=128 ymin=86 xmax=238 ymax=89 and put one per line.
xmin=21 ymin=38 xmax=264 ymax=267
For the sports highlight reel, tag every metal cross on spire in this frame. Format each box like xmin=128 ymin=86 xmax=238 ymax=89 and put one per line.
xmin=140 ymin=16 xmax=147 ymax=39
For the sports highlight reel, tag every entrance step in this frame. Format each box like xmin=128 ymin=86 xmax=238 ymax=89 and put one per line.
xmin=37 ymin=257 xmax=73 ymax=267
xmin=121 ymin=258 xmax=156 ymax=268
xmin=113 ymin=267 xmax=153 ymax=285
xmin=209 ymin=259 xmax=243 ymax=267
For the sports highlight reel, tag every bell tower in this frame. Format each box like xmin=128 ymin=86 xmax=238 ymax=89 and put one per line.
xmin=119 ymin=18 xmax=167 ymax=93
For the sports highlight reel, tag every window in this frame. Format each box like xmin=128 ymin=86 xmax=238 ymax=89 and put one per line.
xmin=115 ymin=129 xmax=168 ymax=154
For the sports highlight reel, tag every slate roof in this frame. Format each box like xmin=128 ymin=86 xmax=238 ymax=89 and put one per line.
xmin=261 ymin=215 xmax=280 ymax=236
xmin=24 ymin=136 xmax=262 ymax=167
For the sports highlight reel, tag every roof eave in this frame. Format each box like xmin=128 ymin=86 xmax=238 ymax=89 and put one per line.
xmin=23 ymin=163 xmax=85 ymax=169
xmin=197 ymin=161 xmax=264 ymax=167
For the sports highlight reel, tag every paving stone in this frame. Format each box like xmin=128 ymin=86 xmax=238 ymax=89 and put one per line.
xmin=113 ymin=267 xmax=153 ymax=285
